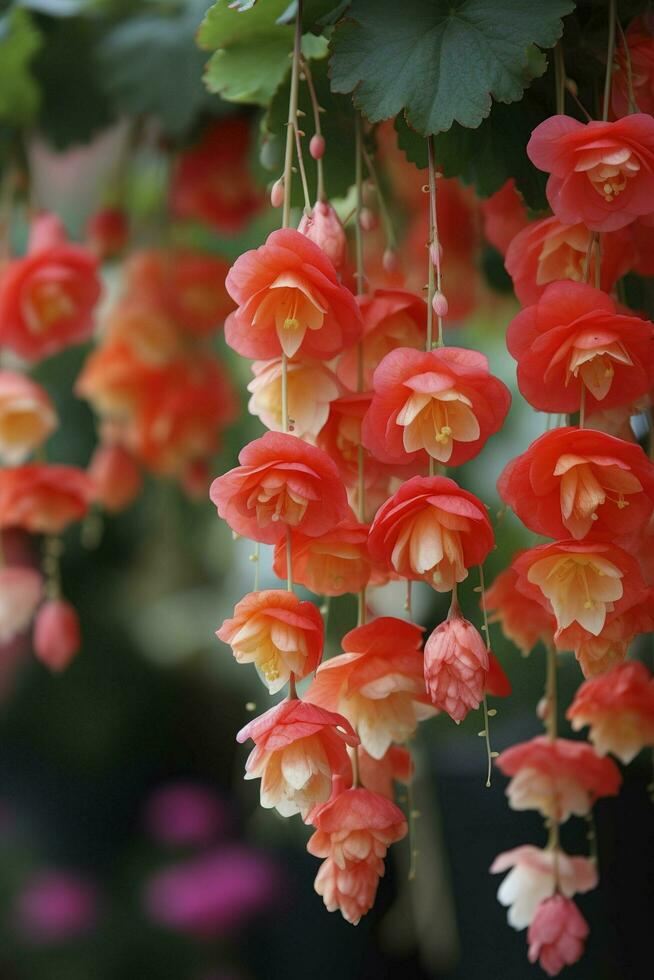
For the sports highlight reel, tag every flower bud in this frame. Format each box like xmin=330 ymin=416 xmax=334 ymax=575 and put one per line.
xmin=298 ymin=201 xmax=347 ymax=270
xmin=358 ymin=208 xmax=377 ymax=233
xmin=33 ymin=599 xmax=81 ymax=672
xmin=89 ymin=444 xmax=142 ymax=513
xmin=270 ymin=178 xmax=285 ymax=209
xmin=382 ymin=248 xmax=399 ymax=274
xmin=424 ymin=611 xmax=489 ymax=722
xmin=528 ymin=895 xmax=588 ymax=975
xmin=429 ymin=242 xmax=442 ymax=270
xmin=309 ymin=134 xmax=326 ymax=160
xmin=432 ymin=290 xmax=449 ymax=318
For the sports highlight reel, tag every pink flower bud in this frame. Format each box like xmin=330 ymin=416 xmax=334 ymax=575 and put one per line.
xmin=89 ymin=444 xmax=142 ymax=513
xmin=432 ymin=290 xmax=448 ymax=318
xmin=309 ymin=134 xmax=325 ymax=160
xmin=527 ymin=895 xmax=588 ymax=976
xmin=270 ymin=178 xmax=284 ymax=209
xmin=298 ymin=201 xmax=347 ymax=270
xmin=424 ymin=612 xmax=489 ymax=722
xmin=358 ymin=208 xmax=377 ymax=233
xmin=429 ymin=242 xmax=442 ymax=270
xmin=382 ymin=248 xmax=399 ymax=274
xmin=33 ymin=599 xmax=81 ymax=672
xmin=0 ymin=566 xmax=42 ymax=643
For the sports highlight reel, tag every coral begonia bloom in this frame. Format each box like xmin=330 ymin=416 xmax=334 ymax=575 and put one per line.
xmin=33 ymin=599 xmax=81 ymax=672
xmin=567 ymin=660 xmax=654 ymax=763
xmin=76 ymin=339 xmax=163 ymax=421
xmin=362 ymin=346 xmax=510 ymax=467
xmin=527 ymin=113 xmax=654 ymax=231
xmin=0 ymin=213 xmax=101 ymax=362
xmin=307 ymin=786 xmax=407 ymax=869
xmin=273 ymin=516 xmax=372 ymax=597
xmin=236 ymin=699 xmax=358 ymax=817
xmin=217 ymin=589 xmax=324 ymax=695
xmin=298 ymin=202 xmax=347 ymax=271
xmin=505 ymin=217 xmax=635 ymax=306
xmin=527 ymin=895 xmax=589 ymax=977
xmin=555 ymin=591 xmax=654 ymax=676
xmin=0 ymin=567 xmax=42 ymax=643
xmin=496 ymin=735 xmax=621 ymax=822
xmin=484 ymin=564 xmax=556 ymax=656
xmin=506 ymin=281 xmax=654 ymax=413
xmin=498 ymin=426 xmax=654 ymax=540
xmin=480 ymin=179 xmax=529 ymax=256
xmin=247 ymin=358 xmax=340 ymax=438
xmin=513 ymin=539 xmax=647 ymax=638
xmin=88 ymin=444 xmax=142 ymax=513
xmin=423 ymin=611 xmax=489 ymax=722
xmin=211 ymin=432 xmax=349 ymax=545
xmin=224 ymin=228 xmax=362 ymax=360
xmin=367 ymin=475 xmax=494 ymax=591
xmin=0 ymin=464 xmax=93 ymax=534
xmin=490 ymin=844 xmax=598 ymax=930
xmin=611 ymin=16 xmax=654 ymax=119
xmin=170 ymin=118 xmax=262 ymax=233
xmin=305 ymin=617 xmax=433 ymax=759
xmin=0 ymin=371 xmax=57 ymax=465
xmin=337 ymin=289 xmax=426 ymax=392
xmin=357 ymin=744 xmax=412 ymax=800
xmin=314 ymin=856 xmax=380 ymax=926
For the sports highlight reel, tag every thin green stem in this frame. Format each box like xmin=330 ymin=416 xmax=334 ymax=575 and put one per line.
xmin=300 ymin=55 xmax=326 ymax=200
xmin=554 ymin=43 xmax=566 ymax=115
xmin=603 ymin=0 xmax=617 ymax=122
xmin=281 ymin=0 xmax=303 ymax=229
xmin=426 ymin=135 xmax=443 ymax=348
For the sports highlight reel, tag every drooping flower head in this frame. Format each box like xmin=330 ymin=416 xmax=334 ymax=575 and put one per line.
xmin=273 ymin=516 xmax=372 ymax=597
xmin=236 ymin=699 xmax=358 ymax=817
xmin=367 ymin=475 xmax=494 ymax=591
xmin=505 ymin=217 xmax=635 ymax=306
xmin=298 ymin=202 xmax=347 ymax=271
xmin=490 ymin=845 xmax=598 ymax=930
xmin=224 ymin=228 xmax=361 ymax=359
xmin=484 ymin=564 xmax=556 ymax=656
xmin=480 ymin=179 xmax=528 ymax=256
xmin=217 ymin=590 xmax=324 ymax=695
xmin=507 ymin=281 xmax=654 ymax=413
xmin=306 ymin=617 xmax=433 ymax=759
xmin=210 ymin=432 xmax=349 ymax=544
xmin=362 ymin=346 xmax=510 ymax=467
xmin=0 ymin=464 xmax=93 ymax=535
xmin=527 ymin=895 xmax=589 ymax=977
xmin=337 ymin=289 xmax=426 ymax=392
xmin=498 ymin=426 xmax=654 ymax=541
xmin=0 ymin=371 xmax=58 ymax=465
xmin=496 ymin=735 xmax=621 ymax=822
xmin=512 ymin=540 xmax=647 ymax=638
xmin=0 ymin=213 xmax=101 ymax=362
xmin=527 ymin=113 xmax=654 ymax=231
xmin=247 ymin=358 xmax=340 ymax=438
xmin=611 ymin=16 xmax=654 ymax=119
xmin=567 ymin=660 xmax=654 ymax=763
xmin=357 ymin=744 xmax=413 ymax=800
xmin=423 ymin=608 xmax=489 ymax=722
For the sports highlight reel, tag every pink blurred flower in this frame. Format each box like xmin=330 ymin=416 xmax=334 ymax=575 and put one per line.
xmin=527 ymin=895 xmax=589 ymax=976
xmin=13 ymin=871 xmax=98 ymax=943
xmin=144 ymin=782 xmax=229 ymax=848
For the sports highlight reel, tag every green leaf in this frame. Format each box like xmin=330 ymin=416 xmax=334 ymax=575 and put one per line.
xmin=199 ymin=0 xmax=294 ymax=106
xmin=99 ymin=0 xmax=214 ymax=138
xmin=0 ymin=8 xmax=42 ymax=127
xmin=330 ymin=0 xmax=575 ymax=134
xmin=262 ymin=55 xmax=356 ymax=204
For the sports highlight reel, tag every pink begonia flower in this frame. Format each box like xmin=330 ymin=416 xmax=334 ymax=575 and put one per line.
xmin=247 ymin=357 xmax=340 ymax=439
xmin=13 ymin=871 xmax=98 ymax=943
xmin=88 ymin=443 xmax=142 ymax=513
xmin=0 ymin=566 xmax=42 ymax=643
xmin=0 ymin=371 xmax=58 ymax=465
xmin=314 ymin=855 xmax=380 ymax=926
xmin=490 ymin=844 xmax=598 ymax=929
xmin=496 ymin=735 xmax=621 ymax=822
xmin=527 ymin=895 xmax=589 ymax=976
xmin=33 ymin=599 xmax=81 ymax=672
xmin=298 ymin=201 xmax=347 ymax=270
xmin=144 ymin=782 xmax=229 ymax=848
xmin=527 ymin=114 xmax=654 ymax=231
xmin=423 ymin=609 xmax=489 ymax=722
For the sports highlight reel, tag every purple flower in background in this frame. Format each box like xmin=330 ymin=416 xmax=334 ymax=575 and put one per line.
xmin=144 ymin=782 xmax=230 ymax=848
xmin=144 ymin=846 xmax=280 ymax=938
xmin=13 ymin=870 xmax=98 ymax=943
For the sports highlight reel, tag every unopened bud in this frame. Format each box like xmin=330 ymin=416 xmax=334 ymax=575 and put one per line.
xmin=358 ymin=207 xmax=377 ymax=232
xmin=429 ymin=242 xmax=443 ymax=270
xmin=382 ymin=248 xmax=399 ymax=274
xmin=270 ymin=178 xmax=284 ymax=209
xmin=432 ymin=290 xmax=448 ymax=318
xmin=309 ymin=134 xmax=325 ymax=160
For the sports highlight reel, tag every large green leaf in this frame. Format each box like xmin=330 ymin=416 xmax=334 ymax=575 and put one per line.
xmin=99 ymin=0 xmax=214 ymax=138
xmin=330 ymin=0 xmax=575 ymax=134
xmin=0 ymin=8 xmax=42 ymax=127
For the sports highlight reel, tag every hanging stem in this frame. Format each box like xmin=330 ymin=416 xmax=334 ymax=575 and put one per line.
xmin=300 ymin=55 xmax=326 ymax=201
xmin=616 ymin=18 xmax=637 ymax=113
xmin=354 ymin=113 xmax=367 ymax=626
xmin=603 ymin=0 xmax=617 ymax=122
xmin=293 ymin=122 xmax=312 ymax=215
xmin=281 ymin=0 xmax=303 ymax=230
xmin=478 ymin=565 xmax=495 ymax=788
xmin=427 ymin=135 xmax=443 ymax=349
xmin=554 ymin=43 xmax=566 ymax=115
xmin=361 ymin=144 xmax=396 ymax=257
xmin=545 ymin=646 xmax=558 ymax=742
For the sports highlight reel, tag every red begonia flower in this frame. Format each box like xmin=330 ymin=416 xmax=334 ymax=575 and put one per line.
xmin=357 ymin=744 xmax=413 ymax=800
xmin=498 ymin=426 xmax=654 ymax=540
xmin=362 ymin=346 xmax=510 ymax=467
xmin=0 ymin=464 xmax=93 ymax=534
xmin=480 ymin=179 xmax=529 ymax=256
xmin=367 ymin=475 xmax=494 ymax=591
xmin=0 ymin=370 xmax=57 ymax=465
xmin=423 ymin=610 xmax=489 ymax=722
xmin=527 ymin=895 xmax=589 ymax=977
xmin=273 ymin=515 xmax=372 ymax=597
xmin=210 ymin=431 xmax=349 ymax=544
xmin=506 ymin=280 xmax=654 ymax=413
xmin=484 ymin=564 xmax=556 ymax=656
xmin=224 ymin=228 xmax=362 ymax=360
xmin=527 ymin=113 xmax=654 ymax=231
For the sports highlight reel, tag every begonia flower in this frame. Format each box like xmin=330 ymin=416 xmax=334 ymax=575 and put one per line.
xmin=0 ymin=371 xmax=57 ymax=465
xmin=527 ymin=895 xmax=589 ymax=977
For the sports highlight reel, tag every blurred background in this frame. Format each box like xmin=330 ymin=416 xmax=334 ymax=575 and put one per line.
xmin=0 ymin=2 xmax=652 ymax=979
